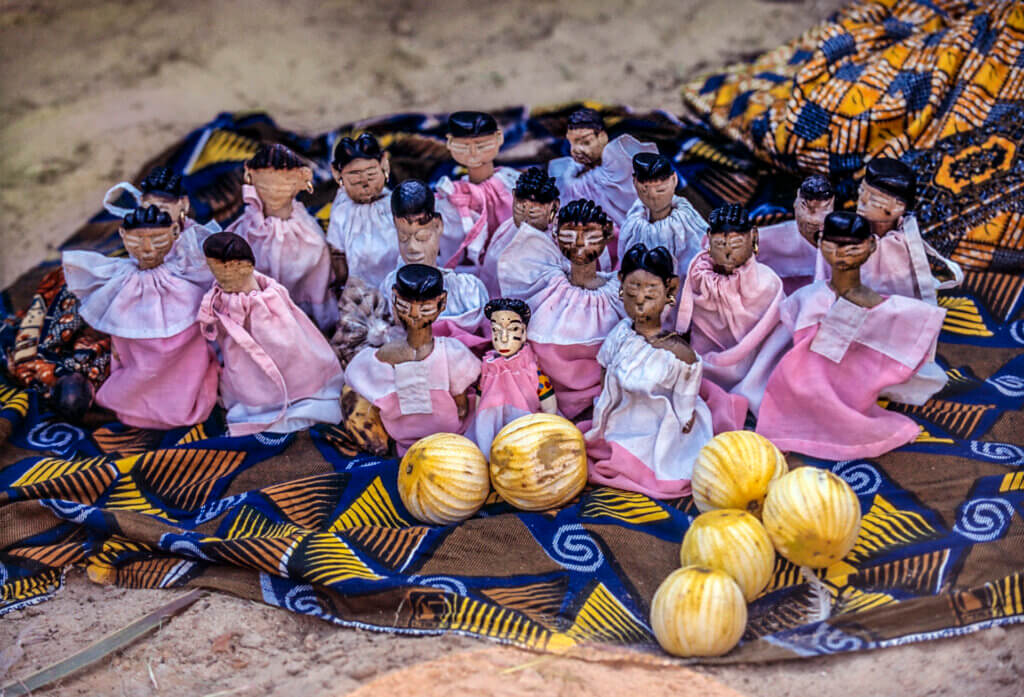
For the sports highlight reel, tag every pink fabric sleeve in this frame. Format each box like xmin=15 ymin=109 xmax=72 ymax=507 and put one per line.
xmin=444 ymin=338 xmax=482 ymax=395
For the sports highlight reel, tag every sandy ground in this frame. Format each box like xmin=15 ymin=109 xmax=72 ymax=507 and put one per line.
xmin=3 ymin=1 xmax=1024 ymax=695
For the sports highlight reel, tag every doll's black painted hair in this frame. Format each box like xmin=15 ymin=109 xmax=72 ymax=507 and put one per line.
xmin=864 ymin=157 xmax=915 ymax=211
xmin=394 ymin=264 xmax=445 ymax=301
xmin=707 ymin=204 xmax=752 ymax=234
xmin=391 ymin=179 xmax=438 ymax=220
xmin=558 ymin=199 xmax=612 ymax=230
xmin=513 ymin=167 xmax=559 ymax=204
xmin=203 ymin=231 xmax=256 ymax=264
xmin=122 ymin=205 xmax=173 ymax=229
xmin=566 ymin=107 xmax=605 ymax=133
xmin=822 ymin=211 xmax=872 ymax=244
xmin=448 ymin=111 xmax=499 ymax=137
xmin=484 ymin=298 xmax=531 ymax=325
xmin=798 ymin=174 xmax=834 ymax=201
xmin=139 ymin=166 xmax=186 ymax=198
xmin=632 ymin=153 xmax=674 ymax=183
xmin=332 ymin=133 xmax=385 ymax=170
xmin=246 ymin=143 xmax=307 ymax=170
xmin=619 ymin=244 xmax=675 ymax=284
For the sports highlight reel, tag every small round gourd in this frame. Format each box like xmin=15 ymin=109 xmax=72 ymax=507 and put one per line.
xmin=762 ymin=467 xmax=862 ymax=568
xmin=680 ymin=509 xmax=775 ymax=602
xmin=692 ymin=431 xmax=788 ymax=517
xmin=650 ymin=566 xmax=747 ymax=657
xmin=398 ymin=433 xmax=490 ymax=525
xmin=489 ymin=413 xmax=587 ymax=511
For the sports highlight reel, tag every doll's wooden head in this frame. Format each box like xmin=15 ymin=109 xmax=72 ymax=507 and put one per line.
xmin=392 ymin=180 xmax=443 ymax=267
xmin=512 ymin=167 xmax=559 ymax=230
xmin=857 ymin=157 xmax=915 ymax=238
xmin=820 ymin=211 xmax=876 ymax=273
xmin=120 ymin=205 xmax=180 ymax=270
xmin=794 ymin=175 xmax=834 ymax=246
xmin=619 ymin=244 xmax=678 ymax=327
xmin=485 ymin=298 xmax=531 ymax=358
xmin=332 ymin=133 xmax=390 ymax=204
xmin=203 ymin=231 xmax=258 ymax=293
xmin=565 ymin=108 xmax=608 ymax=170
xmin=139 ymin=166 xmax=190 ymax=226
xmin=391 ymin=263 xmax=447 ymax=335
xmin=707 ymin=204 xmax=758 ymax=275
xmin=555 ymin=199 xmax=613 ymax=269
xmin=243 ymin=144 xmax=314 ymax=220
xmin=632 ymin=153 xmax=678 ymax=221
xmin=446 ymin=111 xmax=503 ymax=180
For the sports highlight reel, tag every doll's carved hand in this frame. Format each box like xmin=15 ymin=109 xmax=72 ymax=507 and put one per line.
xmin=682 ymin=413 xmax=695 ymax=434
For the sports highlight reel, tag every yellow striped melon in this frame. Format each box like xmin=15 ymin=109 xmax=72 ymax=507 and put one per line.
xmin=651 ymin=566 xmax=747 ymax=657
xmin=398 ymin=433 xmax=490 ymax=525
xmin=680 ymin=509 xmax=775 ymax=602
xmin=692 ymin=431 xmax=788 ymax=517
xmin=489 ymin=413 xmax=587 ymax=511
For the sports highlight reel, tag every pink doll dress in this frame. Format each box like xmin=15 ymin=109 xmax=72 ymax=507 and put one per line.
xmin=676 ymin=252 xmax=789 ymax=415
xmin=756 ymin=282 xmax=946 ymax=459
xmin=497 ymin=226 xmax=626 ymax=419
xmin=227 ymin=184 xmax=336 ymax=330
xmin=325 ymin=186 xmax=400 ymax=289
xmin=197 ymin=271 xmax=344 ymax=437
xmin=466 ymin=343 xmax=548 ymax=456
xmin=62 ymin=250 xmax=218 ymax=429
xmin=436 ymin=167 xmax=518 ymax=272
xmin=380 ymin=266 xmax=490 ymax=350
xmin=586 ymin=319 xmax=714 ymax=499
xmin=619 ymin=196 xmax=707 ymax=278
xmin=756 ymin=219 xmax=819 ymax=295
xmin=344 ymin=337 xmax=482 ymax=455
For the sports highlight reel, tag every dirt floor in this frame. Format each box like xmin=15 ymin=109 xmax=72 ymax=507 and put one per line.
xmin=3 ymin=1 xmax=1024 ymax=695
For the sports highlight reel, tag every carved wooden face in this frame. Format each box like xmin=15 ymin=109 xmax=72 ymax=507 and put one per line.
xmin=446 ymin=132 xmax=503 ymax=170
xmin=120 ymin=223 xmax=180 ymax=270
xmin=206 ymin=258 xmax=256 ymax=292
xmin=707 ymin=230 xmax=757 ymax=275
xmin=856 ymin=182 xmax=906 ymax=237
xmin=567 ymin=128 xmax=608 ymax=168
xmin=246 ymin=166 xmax=313 ymax=214
xmin=819 ymin=236 xmax=877 ymax=273
xmin=621 ymin=268 xmax=677 ymax=326
xmin=634 ymin=174 xmax=677 ymax=215
xmin=395 ymin=214 xmax=443 ymax=266
xmin=334 ymin=155 xmax=389 ymax=204
xmin=794 ymin=193 xmax=834 ymax=246
xmin=141 ymin=192 xmax=190 ymax=226
xmin=555 ymin=221 xmax=610 ymax=267
xmin=489 ymin=309 xmax=527 ymax=357
xmin=391 ymin=290 xmax=447 ymax=332
xmin=512 ymin=197 xmax=558 ymax=229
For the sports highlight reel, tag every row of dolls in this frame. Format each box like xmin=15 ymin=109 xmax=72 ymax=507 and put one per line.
xmin=59 ymin=107 xmax=963 ymax=499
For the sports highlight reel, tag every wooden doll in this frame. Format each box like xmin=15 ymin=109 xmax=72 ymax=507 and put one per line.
xmin=435 ymin=111 xmax=520 ymax=271
xmin=676 ymin=204 xmax=788 ymax=415
xmin=756 ymin=212 xmax=946 ymax=459
xmin=326 ymin=133 xmax=400 ymax=289
xmin=226 ymin=143 xmax=336 ymax=330
xmin=466 ymin=298 xmax=558 ymax=455
xmin=497 ymin=199 xmax=626 ymax=419
xmin=345 ymin=264 xmax=482 ymax=455
xmin=754 ymin=174 xmax=833 ymax=295
xmin=197 ymin=232 xmax=344 ymax=437
xmin=586 ymin=244 xmax=714 ymax=499
xmin=381 ymin=180 xmax=489 ymax=350
xmin=62 ymin=205 xmax=218 ymax=429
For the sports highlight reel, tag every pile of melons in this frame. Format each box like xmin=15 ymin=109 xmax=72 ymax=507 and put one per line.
xmin=397 ymin=413 xmax=588 ymax=524
xmin=652 ymin=431 xmax=862 ymax=658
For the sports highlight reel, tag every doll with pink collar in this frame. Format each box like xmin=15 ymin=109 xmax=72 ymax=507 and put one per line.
xmin=497 ymin=199 xmax=627 ymax=419
xmin=197 ymin=233 xmax=343 ymax=437
xmin=676 ymin=204 xmax=789 ymax=415
xmin=346 ymin=264 xmax=482 ymax=455
xmin=586 ymin=244 xmax=714 ymax=499
xmin=326 ymin=133 xmax=400 ymax=290
xmin=757 ymin=212 xmax=946 ymax=459
xmin=466 ymin=299 xmax=558 ymax=455
xmin=381 ymin=180 xmax=490 ymax=350
xmin=103 ymin=166 xmax=220 ymax=287
xmin=435 ymin=111 xmax=520 ymax=272
xmin=756 ymin=175 xmax=834 ymax=295
xmin=62 ymin=205 xmax=219 ymax=429
xmin=226 ymin=143 xmax=336 ymax=330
